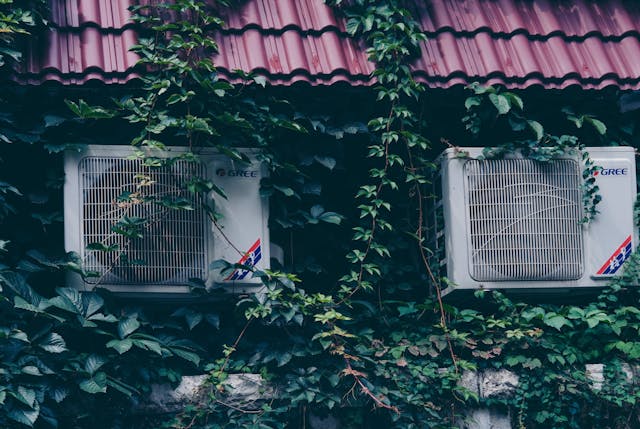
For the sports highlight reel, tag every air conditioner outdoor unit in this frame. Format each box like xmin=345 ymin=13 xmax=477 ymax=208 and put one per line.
xmin=64 ymin=145 xmax=270 ymax=297
xmin=427 ymin=146 xmax=637 ymax=296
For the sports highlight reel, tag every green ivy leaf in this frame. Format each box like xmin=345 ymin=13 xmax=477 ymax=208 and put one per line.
xmin=132 ymin=339 xmax=163 ymax=355
xmin=276 ymin=352 xmax=292 ymax=367
xmin=318 ymin=212 xmax=343 ymax=225
xmin=185 ymin=311 xmax=203 ymax=330
xmin=65 ymin=99 xmax=115 ymax=119
xmin=87 ymin=313 xmax=118 ymax=324
xmin=314 ymin=155 xmax=336 ymax=170
xmin=398 ymin=302 xmax=418 ymax=316
xmin=505 ymin=93 xmax=524 ymax=110
xmin=543 ymin=313 xmax=571 ymax=331
xmin=79 ymin=372 xmax=107 ymax=394
xmin=528 ymin=120 xmax=544 ymax=141
xmin=14 ymin=296 xmax=44 ymax=313
xmin=8 ymin=406 xmax=39 ymax=427
xmin=522 ymin=358 xmax=542 ymax=369
xmin=13 ymin=386 xmax=36 ymax=408
xmin=21 ymin=366 xmax=42 ymax=376
xmin=310 ymin=204 xmax=324 ymax=218
xmin=584 ymin=310 xmax=611 ymax=328
xmin=118 ymin=317 xmax=140 ymax=339
xmin=83 ymin=293 xmax=105 ymax=316
xmin=50 ymin=288 xmax=84 ymax=314
xmin=566 ymin=307 xmax=585 ymax=320
xmin=107 ymin=339 xmax=133 ymax=354
xmin=43 ymin=115 xmax=66 ymax=128
xmin=50 ymin=388 xmax=67 ymax=403
xmin=4 ymin=272 xmax=49 ymax=312
xmin=293 ymin=314 xmax=304 ymax=326
xmin=464 ymin=96 xmax=481 ymax=110
xmin=585 ymin=117 xmax=607 ymax=135
xmin=170 ymin=347 xmax=201 ymax=366
xmin=273 ymin=185 xmax=296 ymax=197
xmin=521 ymin=306 xmax=545 ymax=321
xmin=38 ymin=333 xmax=67 ymax=354
xmin=253 ymin=75 xmax=267 ymax=87
xmin=345 ymin=18 xmax=360 ymax=35
xmin=84 ymin=355 xmax=106 ymax=375
xmin=10 ymin=330 xmax=29 ymax=342
xmin=488 ymin=93 xmax=510 ymax=115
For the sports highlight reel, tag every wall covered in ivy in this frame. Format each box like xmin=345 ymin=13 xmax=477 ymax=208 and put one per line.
xmin=2 ymin=1 xmax=640 ymax=428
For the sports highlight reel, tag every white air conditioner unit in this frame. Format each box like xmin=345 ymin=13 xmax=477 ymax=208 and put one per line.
xmin=428 ymin=146 xmax=637 ymax=296
xmin=64 ymin=145 xmax=270 ymax=297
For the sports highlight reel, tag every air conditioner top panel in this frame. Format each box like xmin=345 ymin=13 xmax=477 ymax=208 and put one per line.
xmin=438 ymin=146 xmax=636 ymax=161
xmin=66 ymin=144 xmax=263 ymax=158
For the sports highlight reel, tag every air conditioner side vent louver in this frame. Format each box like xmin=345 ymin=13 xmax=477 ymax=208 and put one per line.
xmin=465 ymin=158 xmax=583 ymax=281
xmin=80 ymin=156 xmax=208 ymax=286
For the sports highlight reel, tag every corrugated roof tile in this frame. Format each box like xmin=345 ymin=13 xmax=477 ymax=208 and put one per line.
xmin=219 ymin=0 xmax=341 ymax=32
xmin=50 ymin=0 xmax=134 ymax=28
xmin=15 ymin=0 xmax=640 ymax=89
xmin=24 ymin=28 xmax=139 ymax=77
xmin=413 ymin=0 xmax=640 ymax=37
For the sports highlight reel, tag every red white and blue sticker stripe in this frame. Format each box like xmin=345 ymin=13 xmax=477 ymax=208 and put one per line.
xmin=596 ymin=235 xmax=633 ymax=275
xmin=225 ymin=238 xmax=262 ymax=281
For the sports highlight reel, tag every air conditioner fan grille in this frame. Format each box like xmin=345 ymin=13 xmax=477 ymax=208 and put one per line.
xmin=80 ymin=156 xmax=208 ymax=286
xmin=465 ymin=158 xmax=583 ymax=281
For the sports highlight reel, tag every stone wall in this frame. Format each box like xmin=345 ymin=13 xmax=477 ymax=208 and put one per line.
xmin=140 ymin=366 xmax=629 ymax=429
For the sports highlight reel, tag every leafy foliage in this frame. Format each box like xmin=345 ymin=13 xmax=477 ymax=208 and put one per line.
xmin=1 ymin=0 xmax=640 ymax=428
xmin=462 ymin=83 xmax=603 ymax=222
xmin=0 ymin=0 xmax=47 ymax=68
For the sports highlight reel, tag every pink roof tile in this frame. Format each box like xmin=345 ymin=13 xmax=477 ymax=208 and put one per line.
xmin=15 ymin=0 xmax=640 ymax=89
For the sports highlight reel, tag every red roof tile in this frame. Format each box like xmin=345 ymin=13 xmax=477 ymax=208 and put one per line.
xmin=16 ymin=0 xmax=640 ymax=89
xmin=412 ymin=0 xmax=640 ymax=37
xmin=50 ymin=0 xmax=133 ymax=29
